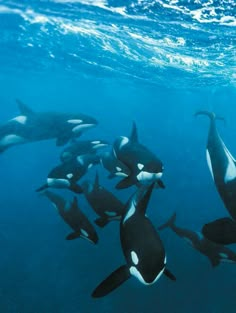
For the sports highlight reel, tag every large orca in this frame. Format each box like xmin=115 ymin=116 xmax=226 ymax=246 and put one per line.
xmin=60 ymin=139 xmax=109 ymax=163
xmin=113 ymin=122 xmax=165 ymax=189
xmin=81 ymin=172 xmax=125 ymax=227
xmin=196 ymin=111 xmax=236 ymax=220
xmin=92 ymin=184 xmax=175 ymax=298
xmin=159 ymin=213 xmax=236 ymax=266
xmin=202 ymin=217 xmax=236 ymax=245
xmin=0 ymin=100 xmax=98 ymax=152
xmin=100 ymin=150 xmax=130 ymax=179
xmin=43 ymin=190 xmax=98 ymax=243
xmin=36 ymin=154 xmax=99 ymax=194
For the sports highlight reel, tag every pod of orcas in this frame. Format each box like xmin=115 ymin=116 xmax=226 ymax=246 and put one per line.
xmin=1 ymin=102 xmax=236 ymax=298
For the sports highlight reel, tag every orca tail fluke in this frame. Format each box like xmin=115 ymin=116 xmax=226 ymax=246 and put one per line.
xmin=92 ymin=265 xmax=130 ymax=298
xmin=36 ymin=184 xmax=48 ymax=192
xmin=158 ymin=212 xmax=177 ymax=231
xmin=194 ymin=111 xmax=225 ymax=123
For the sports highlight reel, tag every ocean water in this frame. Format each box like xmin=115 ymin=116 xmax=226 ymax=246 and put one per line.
xmin=0 ymin=0 xmax=236 ymax=312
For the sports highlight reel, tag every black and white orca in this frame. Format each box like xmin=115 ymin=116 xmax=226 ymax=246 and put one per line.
xmin=92 ymin=184 xmax=175 ymax=298
xmin=81 ymin=172 xmax=125 ymax=227
xmin=159 ymin=213 xmax=236 ymax=267
xmin=202 ymin=217 xmax=236 ymax=245
xmin=100 ymin=150 xmax=130 ymax=179
xmin=36 ymin=154 xmax=99 ymax=194
xmin=0 ymin=100 xmax=98 ymax=152
xmin=196 ymin=111 xmax=236 ymax=220
xmin=43 ymin=190 xmax=98 ymax=243
xmin=60 ymin=139 xmax=109 ymax=163
xmin=113 ymin=122 xmax=165 ymax=189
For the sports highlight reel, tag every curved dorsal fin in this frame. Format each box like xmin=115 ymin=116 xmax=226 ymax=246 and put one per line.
xmin=130 ymin=121 xmax=138 ymax=142
xmin=16 ymin=99 xmax=34 ymax=115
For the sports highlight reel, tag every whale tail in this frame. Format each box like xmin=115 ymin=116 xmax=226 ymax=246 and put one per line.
xmin=194 ymin=111 xmax=225 ymax=123
xmin=158 ymin=212 xmax=177 ymax=231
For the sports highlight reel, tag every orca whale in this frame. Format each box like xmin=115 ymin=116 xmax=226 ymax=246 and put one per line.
xmin=36 ymin=154 xmax=99 ymax=194
xmin=100 ymin=150 xmax=131 ymax=179
xmin=81 ymin=172 xmax=125 ymax=227
xmin=43 ymin=190 xmax=98 ymax=243
xmin=92 ymin=184 xmax=175 ymax=298
xmin=202 ymin=217 xmax=236 ymax=245
xmin=60 ymin=139 xmax=109 ymax=163
xmin=0 ymin=100 xmax=98 ymax=152
xmin=112 ymin=122 xmax=165 ymax=189
xmin=159 ymin=213 xmax=236 ymax=267
xmin=196 ymin=111 xmax=236 ymax=220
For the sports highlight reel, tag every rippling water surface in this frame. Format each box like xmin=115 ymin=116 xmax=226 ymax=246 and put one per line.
xmin=0 ymin=0 xmax=235 ymax=87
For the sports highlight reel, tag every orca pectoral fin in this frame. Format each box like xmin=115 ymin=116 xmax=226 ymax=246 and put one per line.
xmin=164 ymin=268 xmax=176 ymax=281
xmin=116 ymin=176 xmax=134 ymax=189
xmin=156 ymin=179 xmax=165 ymax=189
xmin=36 ymin=183 xmax=48 ymax=192
xmin=209 ymin=256 xmax=220 ymax=267
xmin=56 ymin=135 xmax=71 ymax=146
xmin=66 ymin=232 xmax=81 ymax=240
xmin=94 ymin=217 xmax=109 ymax=228
xmin=92 ymin=265 xmax=131 ymax=298
xmin=69 ymin=184 xmax=83 ymax=194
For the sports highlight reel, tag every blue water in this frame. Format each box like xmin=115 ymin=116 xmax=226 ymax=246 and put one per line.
xmin=0 ymin=0 xmax=236 ymax=312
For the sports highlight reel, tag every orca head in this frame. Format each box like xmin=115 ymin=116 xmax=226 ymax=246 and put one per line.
xmin=91 ymin=140 xmax=109 ymax=150
xmin=136 ymin=161 xmax=164 ymax=184
xmin=67 ymin=115 xmax=98 ymax=134
xmin=80 ymin=228 xmax=99 ymax=244
xmin=129 ymin=252 xmax=166 ymax=285
xmin=47 ymin=177 xmax=70 ymax=189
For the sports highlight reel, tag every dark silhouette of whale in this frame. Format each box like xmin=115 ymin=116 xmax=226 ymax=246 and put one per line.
xmin=81 ymin=172 xmax=125 ymax=227
xmin=92 ymin=184 xmax=175 ymax=298
xmin=60 ymin=139 xmax=108 ymax=163
xmin=113 ymin=122 xmax=165 ymax=189
xmin=202 ymin=217 xmax=236 ymax=245
xmin=159 ymin=213 xmax=236 ymax=267
xmin=36 ymin=154 xmax=99 ymax=194
xmin=43 ymin=190 xmax=98 ymax=243
xmin=196 ymin=111 xmax=236 ymax=220
xmin=0 ymin=99 xmax=97 ymax=152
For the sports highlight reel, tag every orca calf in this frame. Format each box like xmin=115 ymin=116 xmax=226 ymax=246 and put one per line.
xmin=43 ymin=190 xmax=98 ymax=243
xmin=113 ymin=122 xmax=164 ymax=189
xmin=0 ymin=99 xmax=97 ymax=152
xmin=92 ymin=184 xmax=175 ymax=298
xmin=196 ymin=111 xmax=236 ymax=220
xmin=159 ymin=213 xmax=236 ymax=267
xmin=202 ymin=217 xmax=236 ymax=245
xmin=100 ymin=150 xmax=131 ymax=179
xmin=36 ymin=154 xmax=99 ymax=194
xmin=60 ymin=140 xmax=109 ymax=163
xmin=81 ymin=172 xmax=125 ymax=227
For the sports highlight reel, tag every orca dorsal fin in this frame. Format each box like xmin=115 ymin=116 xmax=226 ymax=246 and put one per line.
xmin=135 ymin=183 xmax=155 ymax=215
xmin=130 ymin=121 xmax=138 ymax=143
xmin=92 ymin=265 xmax=131 ymax=298
xmin=16 ymin=99 xmax=34 ymax=116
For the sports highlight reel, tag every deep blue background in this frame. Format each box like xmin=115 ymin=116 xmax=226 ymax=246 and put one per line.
xmin=0 ymin=0 xmax=236 ymax=312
